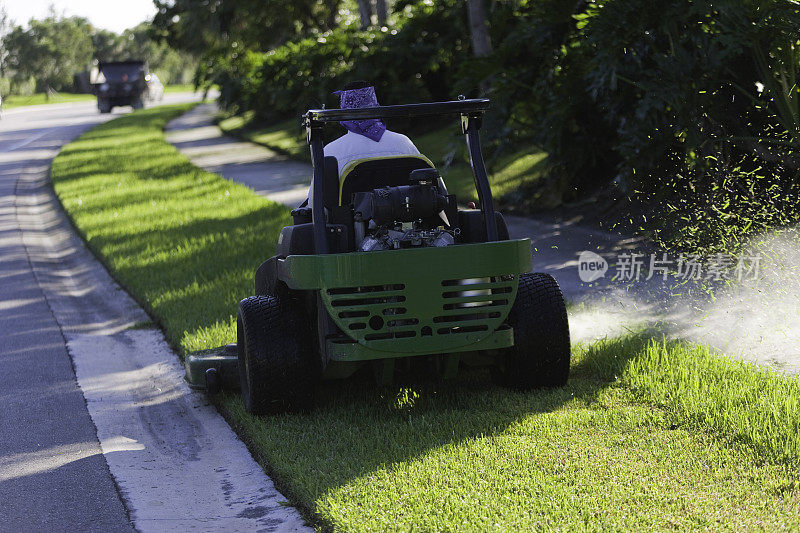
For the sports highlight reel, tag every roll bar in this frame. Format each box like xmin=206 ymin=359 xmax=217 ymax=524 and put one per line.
xmin=305 ymin=98 xmax=498 ymax=255
xmin=303 ymin=99 xmax=490 ymax=123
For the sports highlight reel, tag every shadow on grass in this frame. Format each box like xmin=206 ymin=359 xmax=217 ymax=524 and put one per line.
xmin=219 ymin=333 xmax=654 ymax=523
xmin=75 ymin=204 xmax=289 ymax=350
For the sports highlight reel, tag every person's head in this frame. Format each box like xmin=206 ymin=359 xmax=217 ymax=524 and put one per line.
xmin=333 ymin=81 xmax=385 ymax=141
xmin=334 ymin=81 xmax=380 ymax=110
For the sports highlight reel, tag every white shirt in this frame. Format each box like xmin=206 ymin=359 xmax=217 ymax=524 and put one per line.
xmin=325 ymin=130 xmax=420 ymax=176
xmin=308 ymin=130 xmax=420 ymax=206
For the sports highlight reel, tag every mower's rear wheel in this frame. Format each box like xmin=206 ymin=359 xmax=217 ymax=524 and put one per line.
xmin=498 ymin=272 xmax=571 ymax=389
xmin=237 ymin=295 xmax=317 ymax=414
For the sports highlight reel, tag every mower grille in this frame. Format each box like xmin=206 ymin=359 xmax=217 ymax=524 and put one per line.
xmin=325 ymin=276 xmax=517 ymax=351
xmin=281 ymin=239 xmax=532 ymax=356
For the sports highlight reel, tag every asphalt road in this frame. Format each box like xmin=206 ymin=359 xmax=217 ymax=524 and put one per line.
xmin=0 ymin=96 xmax=307 ymax=532
xmin=1 ymin=99 xmax=139 ymax=532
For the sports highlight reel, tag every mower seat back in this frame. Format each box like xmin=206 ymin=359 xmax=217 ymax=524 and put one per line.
xmin=336 ymin=155 xmax=436 ymax=206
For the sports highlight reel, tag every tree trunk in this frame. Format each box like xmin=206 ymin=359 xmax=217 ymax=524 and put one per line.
xmin=375 ymin=0 xmax=389 ymax=26
xmin=357 ymin=0 xmax=374 ymax=30
xmin=466 ymin=0 xmax=492 ymax=58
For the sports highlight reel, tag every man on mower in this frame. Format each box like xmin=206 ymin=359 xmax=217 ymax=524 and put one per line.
xmin=308 ymin=81 xmax=422 ymax=206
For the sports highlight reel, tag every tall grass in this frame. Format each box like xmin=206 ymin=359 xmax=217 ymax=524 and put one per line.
xmin=584 ymin=335 xmax=800 ymax=466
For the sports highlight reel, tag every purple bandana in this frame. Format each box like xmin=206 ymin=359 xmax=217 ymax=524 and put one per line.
xmin=334 ymin=86 xmax=386 ymax=142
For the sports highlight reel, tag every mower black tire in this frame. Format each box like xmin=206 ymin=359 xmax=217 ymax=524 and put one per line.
xmin=237 ymin=295 xmax=318 ymax=414
xmin=498 ymin=272 xmax=570 ymax=389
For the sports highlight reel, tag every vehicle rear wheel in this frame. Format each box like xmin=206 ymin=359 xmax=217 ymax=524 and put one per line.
xmin=237 ymin=295 xmax=318 ymax=414
xmin=132 ymin=99 xmax=144 ymax=110
xmin=98 ymin=100 xmax=111 ymax=114
xmin=497 ymin=272 xmax=571 ymax=389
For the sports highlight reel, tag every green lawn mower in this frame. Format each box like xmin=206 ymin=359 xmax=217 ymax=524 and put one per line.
xmin=185 ymin=99 xmax=571 ymax=414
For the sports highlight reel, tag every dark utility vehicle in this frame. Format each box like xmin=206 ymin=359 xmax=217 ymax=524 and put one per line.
xmin=91 ymin=61 xmax=148 ymax=113
xmin=185 ymin=99 xmax=571 ymax=414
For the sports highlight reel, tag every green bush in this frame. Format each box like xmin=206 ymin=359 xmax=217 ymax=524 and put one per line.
xmin=580 ymin=0 xmax=800 ymax=252
xmin=471 ymin=0 xmax=800 ymax=251
xmin=212 ymin=0 xmax=470 ymax=120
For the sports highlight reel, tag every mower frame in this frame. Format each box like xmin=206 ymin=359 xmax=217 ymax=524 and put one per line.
xmin=305 ymin=99 xmax=498 ymax=253
xmin=186 ymin=99 xmax=571 ymax=408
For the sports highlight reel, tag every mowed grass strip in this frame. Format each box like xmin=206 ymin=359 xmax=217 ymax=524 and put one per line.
xmin=3 ymin=91 xmax=96 ymax=109
xmin=227 ymin=337 xmax=800 ymax=531
xmin=53 ymin=105 xmax=800 ymax=530
xmin=51 ymin=103 xmax=290 ymax=352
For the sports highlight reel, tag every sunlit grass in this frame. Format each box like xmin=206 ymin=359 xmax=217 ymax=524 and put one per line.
xmin=415 ymin=126 xmax=547 ymax=203
xmin=225 ymin=335 xmax=800 ymax=530
xmin=219 ymin=112 xmax=308 ymax=160
xmin=163 ymin=84 xmax=201 ymax=94
xmin=53 ymin=105 xmax=800 ymax=530
xmin=3 ymin=92 xmax=95 ymax=109
xmin=51 ymin=104 xmax=290 ymax=353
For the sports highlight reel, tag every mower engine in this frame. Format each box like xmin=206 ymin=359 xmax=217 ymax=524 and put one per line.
xmin=359 ymin=227 xmax=455 ymax=252
xmin=352 ymin=170 xmax=457 ymax=252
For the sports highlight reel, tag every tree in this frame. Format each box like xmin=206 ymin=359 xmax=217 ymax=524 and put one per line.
xmin=117 ymin=23 xmax=196 ymax=84
xmin=3 ymin=13 xmax=94 ymax=94
xmin=152 ymin=0 xmax=343 ymax=90
xmin=0 ymin=6 xmax=9 ymax=78
xmin=92 ymin=29 xmax=126 ymax=61
xmin=466 ymin=0 xmax=492 ymax=57
xmin=1 ymin=13 xmax=199 ymax=94
xmin=152 ymin=0 xmax=342 ymax=54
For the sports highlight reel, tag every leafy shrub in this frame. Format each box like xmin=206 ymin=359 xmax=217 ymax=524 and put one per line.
xmin=212 ymin=0 xmax=470 ymax=121
xmin=473 ymin=0 xmax=800 ymax=251
xmin=580 ymin=0 xmax=800 ymax=252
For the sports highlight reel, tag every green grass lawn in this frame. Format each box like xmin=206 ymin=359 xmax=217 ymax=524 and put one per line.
xmin=52 ymin=105 xmax=800 ymax=530
xmin=217 ymin=112 xmax=547 ymax=204
xmin=163 ymin=83 xmax=202 ymax=94
xmin=51 ymin=103 xmax=290 ymax=352
xmin=3 ymin=91 xmax=96 ymax=109
xmin=3 ymin=86 xmax=200 ymax=110
xmin=218 ymin=112 xmax=310 ymax=161
xmin=228 ymin=335 xmax=800 ymax=530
